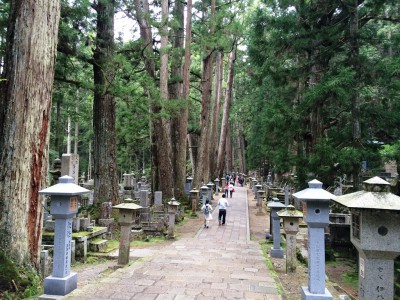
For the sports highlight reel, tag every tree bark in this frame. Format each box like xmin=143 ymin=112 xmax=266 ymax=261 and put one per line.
xmin=0 ymin=0 xmax=60 ymax=267
xmin=216 ymin=46 xmax=236 ymax=178
xmin=93 ymin=0 xmax=119 ymax=205
xmin=170 ymin=0 xmax=192 ymax=200
xmin=209 ymin=50 xmax=223 ymax=180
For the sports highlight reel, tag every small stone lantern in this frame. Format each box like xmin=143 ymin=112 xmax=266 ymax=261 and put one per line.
xmin=277 ymin=205 xmax=303 ymax=272
xmin=185 ymin=176 xmax=193 ymax=197
xmin=167 ymin=198 xmax=181 ymax=239
xmin=206 ymin=181 xmax=215 ymax=201
xmin=214 ymin=178 xmax=220 ymax=195
xmin=39 ymin=175 xmax=89 ymax=296
xmin=332 ymin=176 xmax=400 ymax=300
xmin=257 ymin=189 xmax=266 ymax=215
xmin=113 ymin=202 xmax=142 ymax=265
xmin=267 ymin=197 xmax=286 ymax=258
xmin=293 ymin=179 xmax=334 ymax=300
xmin=200 ymin=185 xmax=209 ymax=205
xmin=252 ymin=179 xmax=258 ymax=193
xmin=255 ymin=184 xmax=262 ymax=202
xmin=190 ymin=188 xmax=199 ymax=216
xmin=123 ymin=172 xmax=132 ymax=190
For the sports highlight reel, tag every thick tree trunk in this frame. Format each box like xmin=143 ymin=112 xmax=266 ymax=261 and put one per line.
xmin=93 ymin=0 xmax=119 ymax=205
xmin=0 ymin=0 xmax=60 ymax=267
xmin=156 ymin=0 xmax=174 ymax=198
xmin=169 ymin=0 xmax=187 ymax=201
xmin=349 ymin=0 xmax=361 ymax=190
xmin=236 ymin=121 xmax=246 ymax=174
xmin=216 ymin=47 xmax=236 ymax=178
xmin=187 ymin=133 xmax=199 ymax=178
xmin=209 ymin=50 xmax=223 ymax=180
xmin=225 ymin=127 xmax=233 ymax=173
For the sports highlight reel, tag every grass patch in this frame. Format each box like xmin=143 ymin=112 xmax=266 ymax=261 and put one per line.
xmin=259 ymin=240 xmax=284 ymax=295
xmin=130 ymin=236 xmax=166 ymax=246
xmin=341 ymin=270 xmax=358 ymax=291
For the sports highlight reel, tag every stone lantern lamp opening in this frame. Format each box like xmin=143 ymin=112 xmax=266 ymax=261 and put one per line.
xmin=292 ymin=179 xmax=334 ymax=300
xmin=332 ymin=176 xmax=400 ymax=300
xmin=113 ymin=202 xmax=142 ymax=266
xmin=38 ymin=175 xmax=90 ymax=296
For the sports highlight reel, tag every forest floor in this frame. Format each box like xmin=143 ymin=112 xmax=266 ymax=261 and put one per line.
xmin=68 ymin=188 xmax=359 ymax=300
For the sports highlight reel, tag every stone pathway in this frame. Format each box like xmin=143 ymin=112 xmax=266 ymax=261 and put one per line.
xmin=63 ymin=186 xmax=282 ymax=299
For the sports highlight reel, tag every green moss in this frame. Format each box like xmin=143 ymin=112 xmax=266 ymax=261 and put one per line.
xmin=0 ymin=251 xmax=20 ymax=291
xmin=341 ymin=270 xmax=358 ymax=291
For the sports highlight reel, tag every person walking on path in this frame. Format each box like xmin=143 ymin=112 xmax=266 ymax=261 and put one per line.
xmin=224 ymin=182 xmax=229 ymax=197
xmin=201 ymin=200 xmax=213 ymax=228
xmin=218 ymin=194 xmax=229 ymax=225
xmin=228 ymin=181 xmax=234 ymax=198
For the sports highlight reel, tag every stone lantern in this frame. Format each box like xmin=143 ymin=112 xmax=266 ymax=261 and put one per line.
xmin=332 ymin=176 xmax=400 ymax=300
xmin=293 ymin=179 xmax=334 ymax=300
xmin=277 ymin=205 xmax=303 ymax=272
xmin=214 ymin=178 xmax=220 ymax=195
xmin=123 ymin=172 xmax=132 ymax=190
xmin=185 ymin=176 xmax=194 ymax=197
xmin=39 ymin=176 xmax=89 ymax=296
xmin=200 ymin=185 xmax=209 ymax=205
xmin=206 ymin=181 xmax=215 ymax=201
xmin=257 ymin=189 xmax=266 ymax=215
xmin=267 ymin=197 xmax=286 ymax=258
xmin=255 ymin=184 xmax=262 ymax=202
xmin=252 ymin=179 xmax=258 ymax=193
xmin=190 ymin=188 xmax=199 ymax=216
xmin=113 ymin=202 xmax=142 ymax=265
xmin=167 ymin=198 xmax=181 ymax=239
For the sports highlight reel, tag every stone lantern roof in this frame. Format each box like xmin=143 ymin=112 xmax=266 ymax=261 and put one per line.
xmin=113 ymin=202 xmax=142 ymax=210
xmin=292 ymin=179 xmax=333 ymax=201
xmin=39 ymin=175 xmax=89 ymax=195
xmin=277 ymin=205 xmax=303 ymax=218
xmin=332 ymin=176 xmax=400 ymax=211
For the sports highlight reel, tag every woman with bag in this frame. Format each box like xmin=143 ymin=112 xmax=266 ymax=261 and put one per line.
xmin=201 ymin=200 xmax=213 ymax=228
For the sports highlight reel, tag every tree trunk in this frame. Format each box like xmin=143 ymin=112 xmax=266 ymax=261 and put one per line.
xmin=187 ymin=133 xmax=199 ymax=178
xmin=156 ymin=0 xmax=174 ymax=198
xmin=349 ymin=0 xmax=361 ymax=190
xmin=93 ymin=0 xmax=119 ymax=205
xmin=169 ymin=0 xmax=188 ymax=201
xmin=209 ymin=50 xmax=223 ymax=180
xmin=216 ymin=47 xmax=236 ymax=178
xmin=225 ymin=127 xmax=233 ymax=173
xmin=236 ymin=120 xmax=246 ymax=174
xmin=0 ymin=0 xmax=60 ymax=267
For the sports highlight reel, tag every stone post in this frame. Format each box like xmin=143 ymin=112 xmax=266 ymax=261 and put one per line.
xmin=200 ymin=185 xmax=209 ymax=205
xmin=61 ymin=153 xmax=79 ymax=184
xmin=284 ymin=184 xmax=290 ymax=206
xmin=267 ymin=197 xmax=286 ymax=258
xmin=167 ymin=198 xmax=180 ymax=239
xmin=277 ymin=205 xmax=303 ymax=272
xmin=190 ymin=188 xmax=199 ymax=216
xmin=252 ymin=179 xmax=258 ymax=194
xmin=185 ymin=176 xmax=193 ymax=198
xmin=214 ymin=178 xmax=220 ymax=195
xmin=293 ymin=179 xmax=334 ymax=300
xmin=113 ymin=203 xmax=142 ymax=266
xmin=332 ymin=176 xmax=400 ymax=300
xmin=38 ymin=176 xmax=89 ymax=296
xmin=206 ymin=182 xmax=215 ymax=202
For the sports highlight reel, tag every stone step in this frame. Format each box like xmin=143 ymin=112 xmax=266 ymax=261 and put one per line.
xmin=89 ymin=239 xmax=109 ymax=253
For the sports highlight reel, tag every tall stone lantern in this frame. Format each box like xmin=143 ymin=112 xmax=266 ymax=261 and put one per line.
xmin=214 ymin=178 xmax=220 ymax=195
xmin=167 ymin=198 xmax=181 ymax=239
xmin=293 ymin=179 xmax=334 ymax=300
xmin=206 ymin=181 xmax=215 ymax=201
xmin=39 ymin=176 xmax=89 ymax=296
xmin=190 ymin=188 xmax=199 ymax=216
xmin=332 ymin=176 xmax=400 ymax=300
xmin=267 ymin=197 xmax=286 ymax=258
xmin=200 ymin=185 xmax=209 ymax=205
xmin=113 ymin=202 xmax=142 ymax=266
xmin=277 ymin=205 xmax=303 ymax=272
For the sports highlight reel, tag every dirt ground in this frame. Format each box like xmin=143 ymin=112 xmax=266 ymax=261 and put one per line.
xmin=246 ymin=189 xmax=358 ymax=300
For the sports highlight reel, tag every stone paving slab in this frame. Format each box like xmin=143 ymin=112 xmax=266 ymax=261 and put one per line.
xmin=62 ymin=186 xmax=282 ymax=299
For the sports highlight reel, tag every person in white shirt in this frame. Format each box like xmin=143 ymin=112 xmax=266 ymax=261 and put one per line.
xmin=228 ymin=182 xmax=234 ymax=198
xmin=217 ymin=194 xmax=229 ymax=225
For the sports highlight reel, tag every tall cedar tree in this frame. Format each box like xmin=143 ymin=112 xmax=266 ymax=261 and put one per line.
xmin=0 ymin=0 xmax=60 ymax=266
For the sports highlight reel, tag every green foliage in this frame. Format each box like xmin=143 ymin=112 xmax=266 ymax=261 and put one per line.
xmin=0 ymin=252 xmax=42 ymax=299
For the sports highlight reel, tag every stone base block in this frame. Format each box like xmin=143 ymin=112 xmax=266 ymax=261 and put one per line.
xmin=301 ymin=286 xmax=333 ymax=300
xmin=271 ymin=247 xmax=284 ymax=258
xmin=44 ymin=272 xmax=77 ymax=296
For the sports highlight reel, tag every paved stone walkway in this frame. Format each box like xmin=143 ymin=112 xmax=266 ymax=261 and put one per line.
xmin=63 ymin=186 xmax=282 ymax=299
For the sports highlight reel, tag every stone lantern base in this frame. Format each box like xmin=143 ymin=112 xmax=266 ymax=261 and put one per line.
xmin=271 ymin=247 xmax=284 ymax=258
xmin=43 ymin=272 xmax=77 ymax=296
xmin=301 ymin=287 xmax=332 ymax=300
